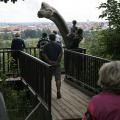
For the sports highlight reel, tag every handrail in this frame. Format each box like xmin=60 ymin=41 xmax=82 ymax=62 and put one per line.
xmin=0 ymin=48 xmax=53 ymax=120
xmin=64 ymin=49 xmax=110 ymax=94
xmin=19 ymin=51 xmax=52 ymax=120
xmin=0 ymin=47 xmax=40 ymax=75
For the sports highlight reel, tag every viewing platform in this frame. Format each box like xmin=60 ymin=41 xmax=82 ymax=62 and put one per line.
xmin=6 ymin=75 xmax=90 ymax=120
xmin=51 ymin=76 xmax=90 ymax=120
xmin=0 ymin=48 xmax=109 ymax=120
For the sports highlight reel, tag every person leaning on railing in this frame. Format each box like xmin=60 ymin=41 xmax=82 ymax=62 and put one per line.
xmin=11 ymin=32 xmax=26 ymax=65
xmin=82 ymin=61 xmax=120 ymax=120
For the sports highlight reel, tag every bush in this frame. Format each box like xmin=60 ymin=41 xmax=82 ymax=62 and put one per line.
xmin=82 ymin=29 xmax=120 ymax=60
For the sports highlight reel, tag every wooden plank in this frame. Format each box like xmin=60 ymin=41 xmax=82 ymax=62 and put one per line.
xmin=52 ymin=90 xmax=77 ymax=119
xmin=52 ymin=84 xmax=85 ymax=118
xmin=51 ymin=75 xmax=91 ymax=120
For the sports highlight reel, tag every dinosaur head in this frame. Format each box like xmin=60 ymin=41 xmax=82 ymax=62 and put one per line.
xmin=38 ymin=2 xmax=56 ymax=18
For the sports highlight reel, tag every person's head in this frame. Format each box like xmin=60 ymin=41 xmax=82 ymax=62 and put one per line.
xmin=53 ymin=30 xmax=57 ymax=35
xmin=98 ymin=61 xmax=120 ymax=89
xmin=72 ymin=20 xmax=77 ymax=25
xmin=15 ymin=32 xmax=20 ymax=37
xmin=42 ymin=32 xmax=47 ymax=38
xmin=49 ymin=34 xmax=56 ymax=41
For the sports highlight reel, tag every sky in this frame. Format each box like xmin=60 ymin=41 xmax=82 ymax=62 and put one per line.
xmin=0 ymin=0 xmax=107 ymax=23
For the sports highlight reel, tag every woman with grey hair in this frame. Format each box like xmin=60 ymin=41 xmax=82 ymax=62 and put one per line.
xmin=82 ymin=61 xmax=120 ymax=120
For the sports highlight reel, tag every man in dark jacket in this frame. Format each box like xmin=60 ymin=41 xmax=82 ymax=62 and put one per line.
xmin=37 ymin=32 xmax=49 ymax=49
xmin=11 ymin=32 xmax=25 ymax=65
xmin=37 ymin=32 xmax=49 ymax=60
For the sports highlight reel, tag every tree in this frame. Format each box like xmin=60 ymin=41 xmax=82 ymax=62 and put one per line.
xmin=98 ymin=0 xmax=120 ymax=30
xmin=22 ymin=30 xmax=37 ymax=38
xmin=0 ymin=0 xmax=23 ymax=3
xmin=86 ymin=0 xmax=120 ymax=60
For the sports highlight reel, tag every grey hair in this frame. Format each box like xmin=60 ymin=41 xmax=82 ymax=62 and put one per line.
xmin=98 ymin=61 xmax=120 ymax=89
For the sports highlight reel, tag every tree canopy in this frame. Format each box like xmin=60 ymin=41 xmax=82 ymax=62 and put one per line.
xmin=98 ymin=0 xmax=120 ymax=30
xmin=86 ymin=0 xmax=120 ymax=60
xmin=0 ymin=0 xmax=23 ymax=3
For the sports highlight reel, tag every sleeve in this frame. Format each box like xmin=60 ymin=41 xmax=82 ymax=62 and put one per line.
xmin=37 ymin=40 xmax=40 ymax=48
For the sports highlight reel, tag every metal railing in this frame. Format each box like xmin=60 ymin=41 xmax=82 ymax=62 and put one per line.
xmin=0 ymin=48 xmax=52 ymax=120
xmin=64 ymin=49 xmax=110 ymax=94
xmin=0 ymin=47 xmax=40 ymax=75
xmin=19 ymin=51 xmax=52 ymax=120
xmin=68 ymin=47 xmax=86 ymax=54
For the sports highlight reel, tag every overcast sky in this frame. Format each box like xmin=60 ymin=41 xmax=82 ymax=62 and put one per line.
xmin=0 ymin=0 xmax=107 ymax=23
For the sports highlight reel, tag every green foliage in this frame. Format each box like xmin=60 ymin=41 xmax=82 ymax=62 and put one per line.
xmin=21 ymin=29 xmax=51 ymax=39
xmin=82 ymin=0 xmax=120 ymax=59
xmin=0 ymin=32 xmax=13 ymax=41
xmin=0 ymin=72 xmax=30 ymax=109
xmin=98 ymin=0 xmax=120 ymax=30
xmin=82 ymin=30 xmax=109 ymax=58
xmin=21 ymin=29 xmax=37 ymax=38
xmin=24 ymin=38 xmax=38 ymax=47
xmin=82 ymin=29 xmax=120 ymax=60
xmin=0 ymin=72 xmax=32 ymax=120
xmin=0 ymin=0 xmax=19 ymax=3
xmin=103 ymin=29 xmax=120 ymax=59
xmin=0 ymin=29 xmax=52 ymax=48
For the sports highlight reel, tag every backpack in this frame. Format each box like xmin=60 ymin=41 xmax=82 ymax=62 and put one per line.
xmin=37 ymin=38 xmax=49 ymax=49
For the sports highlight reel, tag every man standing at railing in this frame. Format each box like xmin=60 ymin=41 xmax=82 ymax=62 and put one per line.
xmin=37 ymin=32 xmax=49 ymax=61
xmin=11 ymin=32 xmax=26 ymax=66
xmin=53 ymin=30 xmax=62 ymax=46
xmin=42 ymin=34 xmax=63 ymax=99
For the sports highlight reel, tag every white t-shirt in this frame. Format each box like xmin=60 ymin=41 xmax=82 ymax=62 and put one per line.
xmin=55 ymin=34 xmax=63 ymax=46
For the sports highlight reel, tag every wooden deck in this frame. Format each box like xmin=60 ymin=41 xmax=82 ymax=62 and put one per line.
xmin=51 ymin=75 xmax=90 ymax=120
xmin=6 ymin=75 xmax=91 ymax=120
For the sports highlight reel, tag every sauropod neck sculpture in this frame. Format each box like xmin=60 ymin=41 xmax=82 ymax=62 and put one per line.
xmin=37 ymin=2 xmax=69 ymax=47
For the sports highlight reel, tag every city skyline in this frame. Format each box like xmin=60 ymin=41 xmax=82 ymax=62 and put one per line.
xmin=0 ymin=0 xmax=107 ymax=23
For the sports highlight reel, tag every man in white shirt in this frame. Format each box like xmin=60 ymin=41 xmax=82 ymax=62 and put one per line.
xmin=53 ymin=30 xmax=63 ymax=46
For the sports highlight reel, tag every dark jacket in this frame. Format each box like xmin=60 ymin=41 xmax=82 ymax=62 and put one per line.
xmin=11 ymin=37 xmax=25 ymax=50
xmin=37 ymin=38 xmax=49 ymax=49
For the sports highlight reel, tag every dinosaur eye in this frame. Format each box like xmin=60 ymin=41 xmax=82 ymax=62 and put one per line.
xmin=42 ymin=3 xmax=45 ymax=9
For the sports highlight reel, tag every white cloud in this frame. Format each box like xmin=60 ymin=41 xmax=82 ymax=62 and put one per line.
xmin=0 ymin=0 xmax=107 ymax=22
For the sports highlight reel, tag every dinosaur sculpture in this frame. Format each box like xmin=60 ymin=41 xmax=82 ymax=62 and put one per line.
xmin=37 ymin=2 xmax=69 ymax=47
